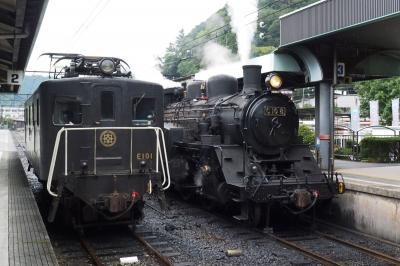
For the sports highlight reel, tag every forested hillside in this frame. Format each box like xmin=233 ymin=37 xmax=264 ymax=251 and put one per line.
xmin=158 ymin=0 xmax=317 ymax=79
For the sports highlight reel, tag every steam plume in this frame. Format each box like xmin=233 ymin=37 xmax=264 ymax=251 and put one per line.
xmin=227 ymin=0 xmax=258 ymax=62
xmin=201 ymin=41 xmax=238 ymax=68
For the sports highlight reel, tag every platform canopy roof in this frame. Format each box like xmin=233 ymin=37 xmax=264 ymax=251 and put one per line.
xmin=279 ymin=0 xmax=400 ymax=83
xmin=0 ymin=0 xmax=48 ymax=91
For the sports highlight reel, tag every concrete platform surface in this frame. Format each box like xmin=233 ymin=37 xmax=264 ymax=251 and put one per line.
xmin=0 ymin=130 xmax=58 ymax=266
xmin=335 ymin=159 xmax=400 ymax=169
xmin=335 ymin=159 xmax=400 ymax=199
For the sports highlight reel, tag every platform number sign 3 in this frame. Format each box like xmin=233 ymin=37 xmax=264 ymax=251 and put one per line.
xmin=6 ymin=70 xmax=24 ymax=85
xmin=337 ymin=63 xmax=345 ymax=78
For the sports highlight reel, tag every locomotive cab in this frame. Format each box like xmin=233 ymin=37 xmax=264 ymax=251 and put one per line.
xmin=25 ymin=54 xmax=170 ymax=228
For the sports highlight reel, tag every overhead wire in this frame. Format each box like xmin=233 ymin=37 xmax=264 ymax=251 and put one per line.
xmin=246 ymin=0 xmax=310 ymax=26
xmin=71 ymin=0 xmax=106 ymax=39
xmin=70 ymin=0 xmax=110 ymax=50
xmin=244 ymin=0 xmax=283 ymax=17
xmin=81 ymin=0 xmax=110 ymax=32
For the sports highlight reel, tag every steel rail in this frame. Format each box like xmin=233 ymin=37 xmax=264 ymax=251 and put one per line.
xmin=79 ymin=237 xmax=104 ymax=266
xmin=144 ymin=202 xmax=169 ymax=218
xmin=166 ymin=195 xmax=341 ymax=265
xmin=315 ymin=218 xmax=400 ymax=249
xmin=266 ymin=232 xmax=343 ymax=266
xmin=129 ymin=226 xmax=173 ymax=266
xmin=317 ymin=231 xmax=400 ymax=265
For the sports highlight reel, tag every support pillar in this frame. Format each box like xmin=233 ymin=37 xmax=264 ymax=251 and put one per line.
xmin=318 ymin=81 xmax=332 ymax=170
xmin=314 ymin=85 xmax=320 ymax=152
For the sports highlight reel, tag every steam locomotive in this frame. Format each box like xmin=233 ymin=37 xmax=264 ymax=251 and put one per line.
xmin=164 ymin=65 xmax=344 ymax=228
xmin=25 ymin=54 xmax=170 ymax=228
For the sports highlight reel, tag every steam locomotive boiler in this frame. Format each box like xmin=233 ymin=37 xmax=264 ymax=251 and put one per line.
xmin=164 ymin=65 xmax=343 ymax=228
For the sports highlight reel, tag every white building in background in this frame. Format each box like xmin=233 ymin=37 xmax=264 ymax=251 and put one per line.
xmin=335 ymin=94 xmax=359 ymax=110
xmin=0 ymin=106 xmax=24 ymax=120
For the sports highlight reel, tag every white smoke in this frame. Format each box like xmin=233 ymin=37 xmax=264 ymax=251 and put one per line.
xmin=207 ymin=12 xmax=226 ymax=28
xmin=227 ymin=0 xmax=258 ymax=62
xmin=201 ymin=41 xmax=238 ymax=68
xmin=132 ymin=61 xmax=181 ymax=89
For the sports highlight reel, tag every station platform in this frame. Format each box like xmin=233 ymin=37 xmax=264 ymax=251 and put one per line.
xmin=332 ymin=160 xmax=400 ymax=243
xmin=0 ymin=130 xmax=58 ymax=266
xmin=335 ymin=159 xmax=400 ymax=199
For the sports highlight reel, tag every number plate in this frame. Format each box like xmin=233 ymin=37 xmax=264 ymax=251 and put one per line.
xmin=264 ymin=106 xmax=287 ymax=116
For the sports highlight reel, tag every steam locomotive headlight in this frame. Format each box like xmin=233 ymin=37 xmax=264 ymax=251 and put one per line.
xmin=265 ymin=73 xmax=283 ymax=90
xmin=99 ymin=58 xmax=115 ymax=75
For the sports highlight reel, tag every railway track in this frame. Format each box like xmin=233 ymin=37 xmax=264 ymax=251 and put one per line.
xmin=316 ymin=218 xmax=400 ymax=250
xmin=77 ymin=225 xmax=194 ymax=266
xmin=317 ymin=231 xmax=400 ymax=265
xmin=264 ymin=232 xmax=342 ymax=266
xmin=265 ymin=218 xmax=400 ymax=266
xmin=145 ymin=195 xmax=400 ymax=265
xmin=130 ymin=228 xmax=173 ymax=266
xmin=79 ymin=236 xmax=104 ymax=266
xmin=267 ymin=228 xmax=400 ymax=266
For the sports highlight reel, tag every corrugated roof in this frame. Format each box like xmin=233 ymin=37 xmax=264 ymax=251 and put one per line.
xmin=0 ymin=0 xmax=48 ymax=92
xmin=278 ymin=0 xmax=400 ymax=81
xmin=280 ymin=0 xmax=400 ymax=47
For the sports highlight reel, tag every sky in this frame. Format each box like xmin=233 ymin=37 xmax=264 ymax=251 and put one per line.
xmin=27 ymin=0 xmax=227 ymax=86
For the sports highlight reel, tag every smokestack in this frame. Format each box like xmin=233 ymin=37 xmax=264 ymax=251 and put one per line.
xmin=242 ymin=65 xmax=262 ymax=94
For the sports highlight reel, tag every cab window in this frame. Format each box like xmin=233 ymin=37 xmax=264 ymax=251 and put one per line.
xmin=33 ymin=103 xmax=35 ymax=125
xmin=36 ymin=99 xmax=39 ymax=125
xmin=101 ymin=91 xmax=114 ymax=119
xmin=53 ymin=97 xmax=82 ymax=125
xmin=29 ymin=106 xmax=32 ymax=125
xmin=132 ymin=97 xmax=155 ymax=121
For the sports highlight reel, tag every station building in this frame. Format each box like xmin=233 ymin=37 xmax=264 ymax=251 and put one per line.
xmin=0 ymin=106 xmax=24 ymax=120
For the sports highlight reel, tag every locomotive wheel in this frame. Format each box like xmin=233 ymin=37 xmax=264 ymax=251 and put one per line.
xmin=249 ymin=203 xmax=266 ymax=228
xmin=131 ymin=200 xmax=144 ymax=225
xmin=201 ymin=197 xmax=217 ymax=211
xmin=179 ymin=188 xmax=194 ymax=201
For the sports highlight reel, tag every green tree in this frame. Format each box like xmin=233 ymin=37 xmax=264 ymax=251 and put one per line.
xmin=298 ymin=124 xmax=315 ymax=145
xmin=355 ymin=77 xmax=400 ymax=125
xmin=177 ymin=59 xmax=201 ymax=77
xmin=252 ymin=46 xmax=275 ymax=57
xmin=158 ymin=43 xmax=179 ymax=79
xmin=255 ymin=0 xmax=317 ymax=49
xmin=158 ymin=0 xmax=319 ymax=79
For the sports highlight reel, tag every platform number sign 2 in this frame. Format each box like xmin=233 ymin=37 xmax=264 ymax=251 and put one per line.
xmin=6 ymin=70 xmax=24 ymax=85
xmin=337 ymin=63 xmax=345 ymax=78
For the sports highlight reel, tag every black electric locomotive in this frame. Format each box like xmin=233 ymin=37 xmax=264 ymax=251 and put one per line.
xmin=25 ymin=54 xmax=170 ymax=228
xmin=164 ymin=65 xmax=344 ymax=228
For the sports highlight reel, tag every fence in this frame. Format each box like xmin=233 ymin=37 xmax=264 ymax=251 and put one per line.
xmin=334 ymin=125 xmax=400 ymax=162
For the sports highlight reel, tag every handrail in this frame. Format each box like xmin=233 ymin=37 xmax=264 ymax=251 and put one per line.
xmin=47 ymin=126 xmax=171 ymax=197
